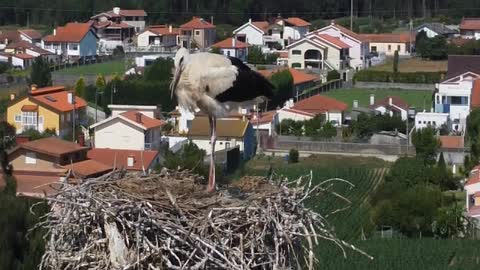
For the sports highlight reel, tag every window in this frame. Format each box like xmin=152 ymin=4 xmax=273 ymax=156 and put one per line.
xmin=418 ymin=121 xmax=421 ymax=124
xmin=292 ymin=50 xmax=301 ymax=55
xmin=22 ymin=111 xmax=37 ymax=130
xmin=450 ymin=96 xmax=467 ymax=105
xmin=388 ymin=45 xmax=391 ymax=51
xmin=291 ymin=63 xmax=301 ymax=68
xmin=25 ymin=152 xmax=36 ymax=164
xmin=70 ymin=43 xmax=78 ymax=50
xmin=195 ymin=30 xmax=201 ymax=36
xmin=371 ymin=46 xmax=377 ymax=52
xmin=67 ymin=113 xmax=71 ymax=122
xmin=397 ymin=45 xmax=401 ymax=52
xmin=15 ymin=114 xmax=21 ymax=122
xmin=433 ymin=121 xmax=436 ymax=126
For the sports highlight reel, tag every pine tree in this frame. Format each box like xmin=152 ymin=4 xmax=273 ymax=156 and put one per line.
xmin=438 ymin=151 xmax=446 ymax=170
xmin=30 ymin=57 xmax=52 ymax=88
xmin=75 ymin=77 xmax=86 ymax=99
xmin=393 ymin=50 xmax=399 ymax=73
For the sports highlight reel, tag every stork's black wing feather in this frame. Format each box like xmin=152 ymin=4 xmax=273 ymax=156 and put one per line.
xmin=214 ymin=56 xmax=274 ymax=103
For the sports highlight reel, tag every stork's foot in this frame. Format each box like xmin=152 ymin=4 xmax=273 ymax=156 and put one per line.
xmin=207 ymin=165 xmax=216 ymax=193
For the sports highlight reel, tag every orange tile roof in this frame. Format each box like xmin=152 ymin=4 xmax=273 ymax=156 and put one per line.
xmin=439 ymin=136 xmax=464 ymax=149
xmin=250 ymin=110 xmax=277 ymax=124
xmin=359 ymin=32 xmax=415 ymax=43
xmin=18 ymin=137 xmax=89 ymax=157
xmin=251 ymin=21 xmax=269 ymax=32
xmin=44 ymin=23 xmax=95 ymax=43
xmin=120 ymin=111 xmax=165 ymax=129
xmin=18 ymin=29 xmax=42 ymax=40
xmin=30 ymin=85 xmax=66 ymax=95
xmin=466 ymin=165 xmax=480 ymax=186
xmin=212 ymin=37 xmax=249 ymax=49
xmin=148 ymin=26 xmax=180 ymax=36
xmin=13 ymin=53 xmax=35 ymax=59
xmin=257 ymin=67 xmax=318 ymax=85
xmin=292 ymin=94 xmax=348 ymax=113
xmin=0 ymin=31 xmax=21 ymax=43
xmin=285 ymin=17 xmax=311 ymax=27
xmin=62 ymin=159 xmax=112 ymax=178
xmin=107 ymin=22 xmax=134 ymax=29
xmin=281 ymin=107 xmax=316 ymax=117
xmin=14 ymin=174 xmax=62 ymax=197
xmin=472 ymin=80 xmax=480 ymax=109
xmin=316 ymin=34 xmax=350 ymax=49
xmin=460 ymin=18 xmax=480 ymax=30
xmin=331 ymin=23 xmax=366 ymax=42
xmin=181 ymin=17 xmax=216 ymax=29
xmin=31 ymin=90 xmax=87 ymax=113
xmin=6 ymin=40 xmax=33 ymax=49
xmin=21 ymin=104 xmax=38 ymax=112
xmin=88 ymin=148 xmax=159 ymax=172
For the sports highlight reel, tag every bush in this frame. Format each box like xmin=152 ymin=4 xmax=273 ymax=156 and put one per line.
xmin=288 ymin=148 xmax=299 ymax=163
xmin=353 ymin=70 xmax=444 ymax=84
xmin=112 ymin=46 xmax=125 ymax=56
xmin=327 ymin=70 xmax=340 ymax=81
xmin=0 ymin=62 xmax=11 ymax=74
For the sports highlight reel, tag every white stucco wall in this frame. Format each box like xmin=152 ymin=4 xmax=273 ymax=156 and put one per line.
xmin=191 ymin=138 xmax=244 ymax=155
xmin=94 ymin=118 xmax=146 ymax=150
xmin=326 ymin=112 xmax=343 ymax=126
xmin=370 ymin=42 xmax=409 ymax=56
xmin=283 ymin=26 xmax=309 ymax=41
xmin=234 ymin=24 xmax=264 ymax=46
xmin=288 ymin=40 xmax=325 ymax=69
xmin=11 ymin=56 xmax=26 ymax=68
xmin=415 ymin=112 xmax=449 ymax=129
xmin=436 ymin=80 xmax=473 ymax=122
xmin=278 ymin=109 xmax=314 ymax=122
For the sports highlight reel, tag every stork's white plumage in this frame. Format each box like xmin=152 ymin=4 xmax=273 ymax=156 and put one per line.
xmin=171 ymin=48 xmax=274 ymax=192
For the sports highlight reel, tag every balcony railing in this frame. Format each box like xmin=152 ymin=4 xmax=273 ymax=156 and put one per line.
xmin=435 ymin=104 xmax=450 ymax=113
xmin=144 ymin=143 xmax=152 ymax=150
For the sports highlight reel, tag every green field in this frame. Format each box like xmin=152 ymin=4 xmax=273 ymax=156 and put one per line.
xmin=322 ymin=88 xmax=433 ymax=111
xmin=53 ymin=59 xmax=127 ymax=76
xmin=239 ymin=155 xmax=480 ymax=270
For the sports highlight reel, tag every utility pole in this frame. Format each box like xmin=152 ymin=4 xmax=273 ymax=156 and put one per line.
xmin=95 ymin=87 xmax=98 ymax=123
xmin=110 ymin=79 xmax=116 ymax=105
xmin=350 ymin=0 xmax=354 ymax=31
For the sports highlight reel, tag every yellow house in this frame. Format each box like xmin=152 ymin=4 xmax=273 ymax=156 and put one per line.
xmin=7 ymin=85 xmax=87 ymax=137
xmin=359 ymin=32 xmax=415 ymax=56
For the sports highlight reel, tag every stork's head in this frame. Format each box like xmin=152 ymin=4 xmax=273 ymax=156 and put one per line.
xmin=170 ymin=48 xmax=189 ymax=98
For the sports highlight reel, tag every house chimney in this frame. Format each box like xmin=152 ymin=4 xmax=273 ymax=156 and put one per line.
xmin=331 ymin=20 xmax=335 ymax=25
xmin=135 ymin=112 xmax=142 ymax=123
xmin=67 ymin=93 xmax=74 ymax=104
xmin=249 ymin=18 xmax=252 ymax=23
xmin=30 ymin=84 xmax=37 ymax=93
xmin=169 ymin=25 xmax=173 ymax=33
xmin=232 ymin=38 xmax=236 ymax=47
xmin=113 ymin=7 xmax=121 ymax=15
xmin=353 ymin=100 xmax=358 ymax=108
xmin=210 ymin=16 xmax=214 ymax=25
xmin=10 ymin=93 xmax=15 ymax=101
xmin=369 ymin=94 xmax=375 ymax=105
xmin=127 ymin=155 xmax=135 ymax=167
xmin=4 ymin=38 xmax=7 ymax=45
xmin=389 ymin=97 xmax=393 ymax=106
xmin=53 ymin=29 xmax=56 ymax=36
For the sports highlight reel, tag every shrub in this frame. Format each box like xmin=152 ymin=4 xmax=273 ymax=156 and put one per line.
xmin=353 ymin=70 xmax=444 ymax=84
xmin=393 ymin=50 xmax=399 ymax=73
xmin=112 ymin=46 xmax=125 ymax=56
xmin=288 ymin=148 xmax=299 ymax=163
xmin=327 ymin=70 xmax=340 ymax=81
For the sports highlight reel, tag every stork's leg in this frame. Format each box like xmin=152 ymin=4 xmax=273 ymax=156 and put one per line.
xmin=208 ymin=116 xmax=217 ymax=192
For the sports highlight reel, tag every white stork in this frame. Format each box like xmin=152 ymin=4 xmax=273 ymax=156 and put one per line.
xmin=170 ymin=48 xmax=274 ymax=192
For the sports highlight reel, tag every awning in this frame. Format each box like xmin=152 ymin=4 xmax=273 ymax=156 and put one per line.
xmin=21 ymin=105 xmax=38 ymax=112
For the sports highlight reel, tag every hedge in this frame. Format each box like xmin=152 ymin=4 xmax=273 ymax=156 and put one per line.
xmin=354 ymin=70 xmax=445 ymax=84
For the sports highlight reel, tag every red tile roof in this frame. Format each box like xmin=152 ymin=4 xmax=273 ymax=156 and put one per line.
xmin=257 ymin=68 xmax=318 ymax=85
xmin=359 ymin=32 xmax=415 ymax=43
xmin=181 ymin=17 xmax=216 ymax=29
xmin=281 ymin=108 xmax=316 ymax=117
xmin=30 ymin=85 xmax=66 ymax=95
xmin=6 ymin=40 xmax=33 ymax=49
xmin=439 ymin=136 xmax=464 ymax=149
xmin=460 ymin=18 xmax=480 ymax=31
xmin=285 ymin=17 xmax=311 ymax=27
xmin=18 ymin=137 xmax=88 ymax=157
xmin=62 ymin=159 xmax=113 ymax=178
xmin=14 ymin=174 xmax=62 ymax=197
xmin=250 ymin=110 xmax=277 ymax=124
xmin=18 ymin=29 xmax=42 ymax=40
xmin=212 ymin=37 xmax=249 ymax=49
xmin=0 ymin=31 xmax=21 ymax=43
xmin=251 ymin=21 xmax=270 ymax=32
xmin=107 ymin=22 xmax=134 ymax=29
xmin=315 ymin=34 xmax=351 ymax=49
xmin=13 ymin=53 xmax=35 ymax=59
xmin=292 ymin=94 xmax=348 ymax=113
xmin=31 ymin=90 xmax=87 ymax=113
xmin=369 ymin=96 xmax=409 ymax=111
xmin=87 ymin=148 xmax=159 ymax=172
xmin=120 ymin=111 xmax=165 ymax=129
xmin=472 ymin=80 xmax=480 ymax=109
xmin=450 ymin=38 xmax=470 ymax=47
xmin=147 ymin=26 xmax=180 ymax=36
xmin=466 ymin=165 xmax=480 ymax=186
xmin=44 ymin=23 xmax=95 ymax=43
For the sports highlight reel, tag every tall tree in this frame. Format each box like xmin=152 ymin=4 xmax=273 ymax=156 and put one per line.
xmin=269 ymin=70 xmax=293 ymax=109
xmin=30 ymin=57 xmax=52 ymax=88
xmin=75 ymin=77 xmax=86 ymax=99
xmin=393 ymin=50 xmax=399 ymax=73
xmin=412 ymin=127 xmax=441 ymax=166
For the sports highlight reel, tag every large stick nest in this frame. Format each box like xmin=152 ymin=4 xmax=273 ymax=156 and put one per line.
xmin=35 ymin=169 xmax=371 ymax=270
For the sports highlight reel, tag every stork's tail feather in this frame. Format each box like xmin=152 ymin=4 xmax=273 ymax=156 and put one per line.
xmin=251 ymin=70 xmax=275 ymax=99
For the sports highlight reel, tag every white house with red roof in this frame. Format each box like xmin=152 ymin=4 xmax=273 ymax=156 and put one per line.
xmin=90 ymin=105 xmax=165 ymax=151
xmin=211 ymin=37 xmax=249 ymax=61
xmin=11 ymin=53 xmax=35 ymax=69
xmin=286 ymin=31 xmax=351 ymax=80
xmin=308 ymin=21 xmax=369 ymax=71
xmin=369 ymin=96 xmax=409 ymax=121
xmin=42 ymin=23 xmax=98 ymax=61
xmin=180 ymin=17 xmax=216 ymax=49
xmin=90 ymin=7 xmax=147 ymax=33
xmin=460 ymin=18 xmax=480 ymax=40
xmin=250 ymin=110 xmax=278 ymax=136
xmin=137 ymin=25 xmax=180 ymax=49
xmin=465 ymin=165 xmax=480 ymax=219
xmin=233 ymin=19 xmax=270 ymax=47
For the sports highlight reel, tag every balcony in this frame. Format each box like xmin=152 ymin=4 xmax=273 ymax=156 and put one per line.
xmin=435 ymin=104 xmax=450 ymax=113
xmin=144 ymin=143 xmax=152 ymax=150
xmin=263 ymin=36 xmax=282 ymax=43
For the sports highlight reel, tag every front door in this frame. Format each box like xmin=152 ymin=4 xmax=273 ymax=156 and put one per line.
xmin=38 ymin=116 xmax=44 ymax=132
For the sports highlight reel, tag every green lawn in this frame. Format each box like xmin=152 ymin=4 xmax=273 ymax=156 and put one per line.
xmin=53 ymin=59 xmax=126 ymax=76
xmin=322 ymin=88 xmax=433 ymax=111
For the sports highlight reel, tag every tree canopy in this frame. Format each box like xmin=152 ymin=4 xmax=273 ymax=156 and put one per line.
xmin=30 ymin=57 xmax=52 ymax=88
xmin=269 ymin=70 xmax=293 ymax=109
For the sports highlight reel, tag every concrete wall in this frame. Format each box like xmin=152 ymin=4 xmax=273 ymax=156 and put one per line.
xmin=94 ymin=118 xmax=146 ymax=150
xmin=191 ymin=137 xmax=244 ymax=155
xmin=369 ymin=42 xmax=409 ymax=56
xmin=354 ymin=81 xmax=436 ymax=91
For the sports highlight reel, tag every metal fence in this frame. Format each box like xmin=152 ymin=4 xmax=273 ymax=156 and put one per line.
xmin=296 ymin=79 xmax=344 ymax=101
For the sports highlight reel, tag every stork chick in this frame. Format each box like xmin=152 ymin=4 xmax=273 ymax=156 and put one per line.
xmin=170 ymin=48 xmax=274 ymax=192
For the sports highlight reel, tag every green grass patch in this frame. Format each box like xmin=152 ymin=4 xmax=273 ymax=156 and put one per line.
xmin=322 ymin=88 xmax=432 ymax=111
xmin=53 ymin=59 xmax=126 ymax=76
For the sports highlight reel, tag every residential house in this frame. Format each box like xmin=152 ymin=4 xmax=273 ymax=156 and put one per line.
xmin=0 ymin=30 xmax=21 ymax=49
xmin=6 ymin=137 xmax=101 ymax=197
xmin=90 ymin=20 xmax=134 ymax=52
xmin=433 ymin=55 xmax=480 ymax=132
xmin=369 ymin=96 xmax=409 ymax=120
xmin=257 ymin=67 xmax=319 ymax=99
xmin=415 ymin=112 xmax=450 ymax=130
xmin=90 ymin=105 xmax=164 ymax=151
xmin=180 ymin=17 xmax=216 ymax=49
xmin=136 ymin=25 xmax=180 ymax=49
xmin=11 ymin=53 xmax=35 ymax=69
xmin=233 ymin=19 xmax=270 ymax=47
xmin=281 ymin=94 xmax=348 ymax=126
xmin=276 ymin=17 xmax=311 ymax=47
xmin=42 ymin=23 xmax=98 ymax=62
xmin=250 ymin=110 xmax=278 ymax=136
xmin=211 ymin=37 xmax=249 ymax=62
xmin=286 ymin=32 xmax=351 ymax=80
xmin=464 ymin=165 xmax=480 ymax=219
xmin=87 ymin=148 xmax=161 ymax=173
xmin=188 ymin=117 xmax=256 ymax=159
xmin=7 ymin=85 xmax=87 ymax=137
xmin=460 ymin=18 xmax=480 ymax=40
xmin=5 ymin=40 xmax=57 ymax=67
xmin=90 ymin=7 xmax=147 ymax=33
xmin=276 ymin=51 xmax=289 ymax=66
xmin=308 ymin=21 xmax=369 ymax=71
xmin=438 ymin=135 xmax=466 ymax=174
xmin=415 ymin=23 xmax=458 ymax=38
xmin=359 ymin=32 xmax=414 ymax=56
xmin=18 ymin=29 xmax=43 ymax=46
